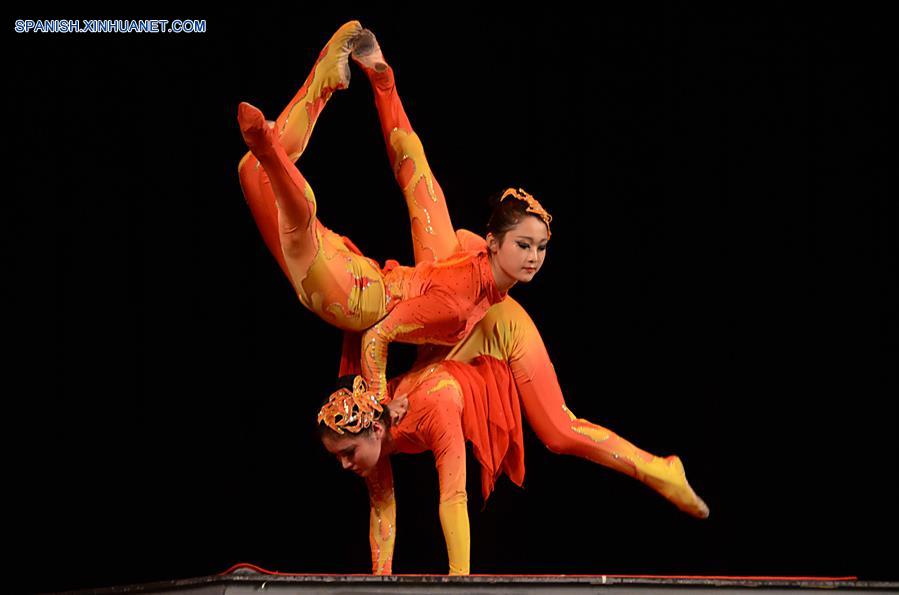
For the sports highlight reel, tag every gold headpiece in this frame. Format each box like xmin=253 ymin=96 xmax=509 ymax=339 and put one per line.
xmin=317 ymin=376 xmax=384 ymax=435
xmin=500 ymin=187 xmax=552 ymax=237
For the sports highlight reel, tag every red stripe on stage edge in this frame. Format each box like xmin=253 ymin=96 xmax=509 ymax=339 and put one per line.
xmin=220 ymin=563 xmax=858 ymax=582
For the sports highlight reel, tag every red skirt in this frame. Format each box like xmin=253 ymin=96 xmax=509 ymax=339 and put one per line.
xmin=441 ymin=356 xmax=525 ymax=502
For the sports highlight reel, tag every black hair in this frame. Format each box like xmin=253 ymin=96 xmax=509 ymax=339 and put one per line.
xmin=485 ymin=188 xmax=549 ymax=243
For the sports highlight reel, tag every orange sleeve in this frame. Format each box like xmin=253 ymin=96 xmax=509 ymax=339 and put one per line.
xmin=417 ymin=376 xmax=470 ymax=575
xmin=390 ymin=366 xmax=473 ymax=573
xmin=361 ymin=266 xmax=482 ymax=403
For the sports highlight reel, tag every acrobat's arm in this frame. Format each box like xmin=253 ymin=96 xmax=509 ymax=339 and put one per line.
xmin=422 ymin=378 xmax=470 ymax=575
xmin=360 ymin=290 xmax=467 ymax=402
xmin=436 ymin=463 xmax=470 ymax=576
xmin=365 ymin=457 xmax=397 ymax=575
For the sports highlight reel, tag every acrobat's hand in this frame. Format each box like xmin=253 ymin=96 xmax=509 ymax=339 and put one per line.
xmin=372 ymin=557 xmax=393 ymax=575
xmin=385 ymin=395 xmax=410 ymax=426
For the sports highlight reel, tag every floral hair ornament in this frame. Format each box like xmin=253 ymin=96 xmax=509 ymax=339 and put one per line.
xmin=500 ymin=187 xmax=552 ymax=237
xmin=317 ymin=375 xmax=384 ymax=435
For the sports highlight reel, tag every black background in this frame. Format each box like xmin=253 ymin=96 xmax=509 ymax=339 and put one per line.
xmin=8 ymin=5 xmax=897 ymax=592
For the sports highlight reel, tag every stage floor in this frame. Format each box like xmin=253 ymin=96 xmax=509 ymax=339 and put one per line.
xmin=61 ymin=564 xmax=897 ymax=594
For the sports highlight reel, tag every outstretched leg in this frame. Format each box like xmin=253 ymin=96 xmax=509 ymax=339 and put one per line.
xmin=237 ymin=20 xmax=363 ymax=279
xmin=447 ymin=298 xmax=710 ymax=519
xmin=238 ymin=102 xmax=387 ymax=332
xmin=353 ymin=30 xmax=460 ymax=264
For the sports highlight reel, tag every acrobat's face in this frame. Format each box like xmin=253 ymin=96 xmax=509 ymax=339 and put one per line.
xmin=321 ymin=425 xmax=384 ymax=477
xmin=489 ymin=216 xmax=549 ymax=283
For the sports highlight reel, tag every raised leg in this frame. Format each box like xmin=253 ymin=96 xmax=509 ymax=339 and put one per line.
xmin=447 ymin=298 xmax=710 ymax=519
xmin=238 ymin=102 xmax=387 ymax=332
xmin=237 ymin=20 xmax=363 ymax=280
xmin=353 ymin=30 xmax=460 ymax=264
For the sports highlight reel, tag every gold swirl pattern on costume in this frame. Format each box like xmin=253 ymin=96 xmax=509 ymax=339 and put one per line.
xmin=390 ymin=127 xmax=438 ymax=235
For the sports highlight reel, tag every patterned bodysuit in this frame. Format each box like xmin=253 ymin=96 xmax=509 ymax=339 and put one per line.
xmin=236 ymin=22 xmax=505 ymax=404
xmin=364 ymin=356 xmax=524 ymax=575
xmin=237 ymin=21 xmax=708 ymax=576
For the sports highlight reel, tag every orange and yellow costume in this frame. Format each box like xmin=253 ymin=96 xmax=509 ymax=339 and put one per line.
xmin=321 ymin=356 xmax=524 ymax=575
xmin=237 ymin=22 xmax=506 ymax=404
xmin=240 ymin=21 xmax=709 ymax=576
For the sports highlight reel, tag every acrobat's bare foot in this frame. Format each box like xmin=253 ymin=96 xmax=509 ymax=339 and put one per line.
xmin=351 ymin=28 xmax=388 ymax=73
